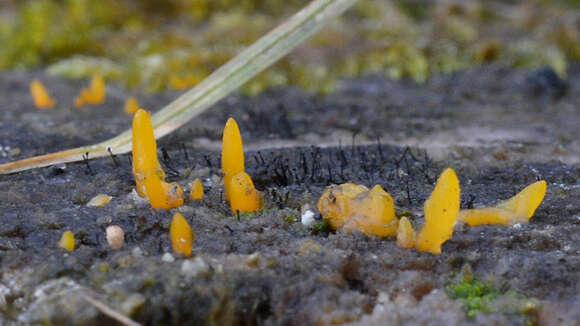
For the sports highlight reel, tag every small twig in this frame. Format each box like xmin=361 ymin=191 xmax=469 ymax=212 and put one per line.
xmin=82 ymin=293 xmax=142 ymax=326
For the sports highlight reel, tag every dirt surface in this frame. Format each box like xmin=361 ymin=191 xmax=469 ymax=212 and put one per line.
xmin=0 ymin=64 xmax=579 ymax=325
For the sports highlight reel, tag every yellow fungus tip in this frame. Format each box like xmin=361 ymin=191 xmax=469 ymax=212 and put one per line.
xmin=58 ymin=230 xmax=75 ymax=252
xmin=229 ymin=172 xmax=262 ymax=213
xmin=190 ymin=178 xmax=204 ymax=200
xmin=222 ymin=118 xmax=244 ymax=201
xmin=124 ymin=96 xmax=140 ymax=115
xmin=30 ymin=79 xmax=56 ymax=109
xmin=415 ymin=168 xmax=460 ymax=254
xmin=458 ymin=180 xmax=547 ymax=226
xmin=74 ymin=75 xmax=106 ymax=106
xmin=397 ymin=216 xmax=416 ymax=249
xmin=317 ymin=183 xmax=398 ymax=237
xmin=170 ymin=213 xmax=194 ymax=258
xmin=86 ymin=194 xmax=112 ymax=207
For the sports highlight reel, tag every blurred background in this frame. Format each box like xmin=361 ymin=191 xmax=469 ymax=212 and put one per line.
xmin=1 ymin=0 xmax=579 ymax=94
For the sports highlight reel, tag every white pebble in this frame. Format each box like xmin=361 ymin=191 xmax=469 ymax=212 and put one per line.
xmin=301 ymin=210 xmax=315 ymax=227
xmin=106 ymin=225 xmax=125 ymax=250
xmin=181 ymin=257 xmax=210 ymax=278
xmin=162 ymin=253 xmax=175 ymax=263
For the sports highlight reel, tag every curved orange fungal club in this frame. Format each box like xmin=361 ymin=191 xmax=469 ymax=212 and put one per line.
xmin=221 ymin=118 xmax=244 ymax=201
xmin=229 ymin=172 xmax=261 ymax=213
xmin=190 ymin=178 xmax=204 ymax=200
xmin=30 ymin=79 xmax=56 ymax=109
xmin=415 ymin=168 xmax=460 ymax=255
xmin=132 ymin=109 xmax=183 ymax=209
xmin=458 ymin=180 xmax=547 ymax=226
xmin=74 ymin=75 xmax=106 ymax=107
xmin=170 ymin=213 xmax=194 ymax=258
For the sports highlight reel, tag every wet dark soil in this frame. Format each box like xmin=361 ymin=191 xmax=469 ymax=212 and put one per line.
xmin=0 ymin=64 xmax=579 ymax=325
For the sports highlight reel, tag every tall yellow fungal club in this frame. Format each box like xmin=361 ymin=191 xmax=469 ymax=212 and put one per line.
xmin=190 ymin=178 xmax=204 ymax=200
xmin=131 ymin=109 xmax=183 ymax=209
xmin=415 ymin=168 xmax=460 ymax=254
xmin=458 ymin=180 xmax=547 ymax=226
xmin=317 ymin=183 xmax=398 ymax=237
xmin=58 ymin=230 xmax=75 ymax=252
xmin=74 ymin=75 xmax=106 ymax=107
xmin=124 ymin=96 xmax=140 ymax=115
xmin=221 ymin=118 xmax=245 ymax=201
xmin=229 ymin=172 xmax=262 ymax=213
xmin=30 ymin=79 xmax=56 ymax=109
xmin=397 ymin=216 xmax=416 ymax=249
xmin=170 ymin=213 xmax=194 ymax=258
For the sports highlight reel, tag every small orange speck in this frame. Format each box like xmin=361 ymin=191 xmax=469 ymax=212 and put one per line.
xmin=190 ymin=178 xmax=204 ymax=200
xmin=58 ymin=230 xmax=75 ymax=252
xmin=170 ymin=213 xmax=194 ymax=258
xmin=74 ymin=75 xmax=106 ymax=106
xmin=30 ymin=79 xmax=56 ymax=109
xmin=229 ymin=172 xmax=261 ymax=213
xmin=124 ymin=96 xmax=140 ymax=115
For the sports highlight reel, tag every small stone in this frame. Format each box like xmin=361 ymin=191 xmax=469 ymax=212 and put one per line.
xmin=162 ymin=253 xmax=175 ymax=262
xmin=181 ymin=257 xmax=210 ymax=278
xmin=105 ymin=225 xmax=125 ymax=250
xmin=132 ymin=247 xmax=143 ymax=257
xmin=301 ymin=210 xmax=315 ymax=227
xmin=246 ymin=252 xmax=261 ymax=267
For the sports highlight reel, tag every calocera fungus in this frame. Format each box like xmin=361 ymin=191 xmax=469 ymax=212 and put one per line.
xmin=74 ymin=75 xmax=106 ymax=107
xmin=396 ymin=216 xmax=416 ymax=248
xmin=170 ymin=213 xmax=194 ymax=258
xmin=58 ymin=230 xmax=75 ymax=252
xmin=229 ymin=172 xmax=262 ymax=213
xmin=458 ymin=180 xmax=547 ymax=226
xmin=415 ymin=168 xmax=460 ymax=254
xmin=30 ymin=79 xmax=56 ymax=109
xmin=221 ymin=118 xmax=244 ymax=201
xmin=190 ymin=178 xmax=204 ymax=200
xmin=124 ymin=96 xmax=140 ymax=115
xmin=132 ymin=109 xmax=183 ymax=209
xmin=317 ymin=183 xmax=398 ymax=237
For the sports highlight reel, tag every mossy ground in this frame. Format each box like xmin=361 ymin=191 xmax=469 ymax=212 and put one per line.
xmin=1 ymin=0 xmax=579 ymax=94
xmin=0 ymin=64 xmax=579 ymax=325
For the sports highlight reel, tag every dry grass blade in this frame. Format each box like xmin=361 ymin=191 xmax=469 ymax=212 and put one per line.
xmin=82 ymin=294 xmax=142 ymax=326
xmin=0 ymin=0 xmax=357 ymax=174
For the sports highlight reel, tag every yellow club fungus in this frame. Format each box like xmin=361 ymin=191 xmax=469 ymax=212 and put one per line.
xmin=221 ymin=118 xmax=244 ymax=201
xmin=317 ymin=183 xmax=398 ymax=237
xmin=132 ymin=109 xmax=184 ymax=209
xmin=30 ymin=79 xmax=56 ymax=109
xmin=58 ymin=230 xmax=75 ymax=252
xmin=86 ymin=194 xmax=112 ymax=207
xmin=229 ymin=172 xmax=262 ymax=213
xmin=124 ymin=96 xmax=140 ymax=115
xmin=170 ymin=213 xmax=194 ymax=258
xmin=190 ymin=178 xmax=204 ymax=200
xmin=397 ymin=216 xmax=416 ymax=249
xmin=74 ymin=75 xmax=106 ymax=107
xmin=415 ymin=168 xmax=461 ymax=254
xmin=458 ymin=180 xmax=547 ymax=226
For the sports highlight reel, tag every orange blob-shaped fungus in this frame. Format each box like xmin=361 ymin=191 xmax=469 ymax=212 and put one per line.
xmin=190 ymin=178 xmax=204 ymax=200
xmin=170 ymin=213 xmax=194 ymax=257
xmin=30 ymin=79 xmax=56 ymax=109
xmin=221 ymin=118 xmax=245 ymax=201
xmin=131 ymin=109 xmax=183 ymax=209
xmin=58 ymin=230 xmax=75 ymax=252
xmin=124 ymin=96 xmax=140 ymax=115
xmin=229 ymin=172 xmax=261 ymax=213
xmin=415 ymin=168 xmax=460 ymax=254
xmin=317 ymin=183 xmax=398 ymax=237
xmin=458 ymin=180 xmax=547 ymax=226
